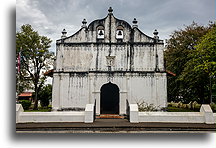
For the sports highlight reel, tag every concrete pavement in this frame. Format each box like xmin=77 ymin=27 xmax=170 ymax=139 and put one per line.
xmin=16 ymin=118 xmax=216 ymax=133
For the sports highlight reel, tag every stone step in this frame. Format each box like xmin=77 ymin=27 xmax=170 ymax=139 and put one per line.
xmin=97 ymin=114 xmax=126 ymax=119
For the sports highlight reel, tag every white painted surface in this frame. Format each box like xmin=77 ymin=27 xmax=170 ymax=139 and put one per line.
xmin=138 ymin=112 xmax=204 ymax=123
xmin=16 ymin=104 xmax=24 ymax=112
xmin=16 ymin=104 xmax=215 ymax=124
xmin=84 ymin=104 xmax=94 ymax=123
xmin=16 ymin=104 xmax=96 ymax=123
xmin=56 ymin=44 xmax=165 ymax=72
xmin=213 ymin=113 xmax=216 ymax=122
xmin=16 ymin=104 xmax=24 ymax=123
xmin=19 ymin=111 xmax=85 ymax=123
xmin=52 ymin=73 xmax=167 ymax=114
xmin=200 ymin=104 xmax=214 ymax=124
xmin=129 ymin=104 xmax=139 ymax=123
xmin=52 ymin=11 xmax=168 ymax=114
xmin=138 ymin=105 xmax=216 ymax=124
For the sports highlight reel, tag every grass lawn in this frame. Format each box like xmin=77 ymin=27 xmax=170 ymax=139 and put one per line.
xmin=167 ymin=106 xmax=197 ymax=112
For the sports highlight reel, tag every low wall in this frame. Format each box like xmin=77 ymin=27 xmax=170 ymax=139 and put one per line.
xmin=16 ymin=103 xmax=95 ymax=123
xmin=138 ymin=112 xmax=204 ymax=123
xmin=129 ymin=104 xmax=216 ymax=124
xmin=19 ymin=112 xmax=85 ymax=123
xmin=16 ymin=104 xmax=24 ymax=123
xmin=17 ymin=104 xmax=215 ymax=124
xmin=214 ymin=113 xmax=216 ymax=122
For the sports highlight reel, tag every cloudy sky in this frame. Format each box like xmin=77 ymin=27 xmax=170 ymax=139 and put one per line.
xmin=16 ymin=0 xmax=215 ymax=52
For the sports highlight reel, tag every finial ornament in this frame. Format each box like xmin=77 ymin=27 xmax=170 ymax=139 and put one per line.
xmin=153 ymin=29 xmax=159 ymax=40
xmin=61 ymin=29 xmax=67 ymax=38
xmin=82 ymin=19 xmax=87 ymax=25
xmin=82 ymin=19 xmax=87 ymax=28
xmin=108 ymin=7 xmax=113 ymax=14
xmin=153 ymin=29 xmax=158 ymax=36
xmin=132 ymin=18 xmax=138 ymax=28
xmin=132 ymin=18 xmax=138 ymax=24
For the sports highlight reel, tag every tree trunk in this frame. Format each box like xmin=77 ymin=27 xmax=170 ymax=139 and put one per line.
xmin=199 ymin=84 xmax=205 ymax=104
xmin=33 ymin=85 xmax=38 ymax=110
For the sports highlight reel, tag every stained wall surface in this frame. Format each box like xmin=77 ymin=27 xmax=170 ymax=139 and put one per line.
xmin=52 ymin=8 xmax=167 ymax=114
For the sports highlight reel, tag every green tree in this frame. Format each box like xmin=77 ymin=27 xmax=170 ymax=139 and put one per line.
xmin=165 ymin=22 xmax=214 ymax=103
xmin=16 ymin=24 xmax=54 ymax=109
xmin=38 ymin=84 xmax=52 ymax=107
xmin=194 ymin=24 xmax=216 ymax=78
xmin=179 ymin=24 xmax=216 ymax=103
xmin=16 ymin=70 xmax=32 ymax=95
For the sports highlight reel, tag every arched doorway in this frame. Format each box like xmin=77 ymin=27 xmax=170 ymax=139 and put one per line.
xmin=100 ymin=82 xmax=119 ymax=114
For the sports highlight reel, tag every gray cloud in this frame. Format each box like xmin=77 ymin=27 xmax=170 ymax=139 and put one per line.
xmin=16 ymin=0 xmax=215 ymax=52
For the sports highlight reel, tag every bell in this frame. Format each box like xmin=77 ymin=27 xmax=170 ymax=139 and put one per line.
xmin=99 ymin=30 xmax=104 ymax=36
xmin=118 ymin=30 xmax=122 ymax=36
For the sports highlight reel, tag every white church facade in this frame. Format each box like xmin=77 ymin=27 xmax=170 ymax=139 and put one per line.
xmin=52 ymin=7 xmax=167 ymax=115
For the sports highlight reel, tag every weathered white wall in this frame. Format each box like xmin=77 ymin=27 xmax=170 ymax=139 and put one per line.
xmin=157 ymin=44 xmax=165 ymax=71
xmin=16 ymin=104 xmax=95 ymax=123
xmin=129 ymin=73 xmax=167 ymax=108
xmin=55 ymin=12 xmax=165 ymax=73
xmin=52 ymin=72 xmax=167 ymax=115
xmin=53 ymin=10 xmax=167 ymax=115
xmin=55 ymin=44 xmax=164 ymax=72
xmin=63 ymin=45 xmax=93 ymax=71
xmin=52 ymin=73 xmax=89 ymax=110
xmin=61 ymin=15 xmax=157 ymax=44
xmin=55 ymin=44 xmax=64 ymax=72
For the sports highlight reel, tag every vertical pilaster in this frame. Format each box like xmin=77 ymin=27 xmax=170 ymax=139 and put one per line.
xmin=126 ymin=73 xmax=131 ymax=102
xmin=52 ymin=73 xmax=60 ymax=111
xmin=88 ymin=73 xmax=94 ymax=104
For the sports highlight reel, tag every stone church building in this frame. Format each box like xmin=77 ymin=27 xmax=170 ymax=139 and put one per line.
xmin=52 ymin=7 xmax=167 ymax=115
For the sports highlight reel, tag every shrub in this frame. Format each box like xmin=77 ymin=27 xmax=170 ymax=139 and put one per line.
xmin=40 ymin=98 xmax=50 ymax=108
xmin=38 ymin=84 xmax=52 ymax=108
xmin=194 ymin=104 xmax=201 ymax=111
xmin=19 ymin=100 xmax=31 ymax=110
xmin=137 ymin=101 xmax=160 ymax=112
xmin=210 ymin=102 xmax=216 ymax=111
xmin=182 ymin=104 xmax=187 ymax=109
xmin=172 ymin=102 xmax=179 ymax=108
xmin=167 ymin=103 xmax=172 ymax=107
xmin=187 ymin=101 xmax=192 ymax=109
xmin=192 ymin=101 xmax=198 ymax=109
xmin=178 ymin=101 xmax=183 ymax=108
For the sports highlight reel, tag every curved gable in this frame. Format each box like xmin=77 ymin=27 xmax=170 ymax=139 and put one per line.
xmin=133 ymin=28 xmax=155 ymax=43
xmin=88 ymin=16 xmax=107 ymax=31
xmin=57 ymin=9 xmax=163 ymax=44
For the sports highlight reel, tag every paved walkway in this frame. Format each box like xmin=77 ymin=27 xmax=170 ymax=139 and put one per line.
xmin=16 ymin=119 xmax=216 ymax=133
